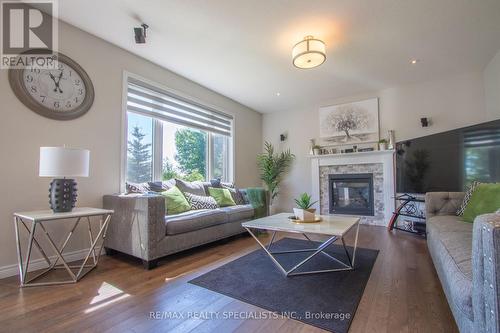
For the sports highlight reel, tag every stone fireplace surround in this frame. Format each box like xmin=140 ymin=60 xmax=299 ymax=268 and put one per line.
xmin=311 ymin=150 xmax=395 ymax=226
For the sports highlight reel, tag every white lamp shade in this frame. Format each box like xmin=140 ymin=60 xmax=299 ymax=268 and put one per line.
xmin=39 ymin=147 xmax=90 ymax=178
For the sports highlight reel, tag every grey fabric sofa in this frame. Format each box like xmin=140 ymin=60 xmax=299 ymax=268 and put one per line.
xmin=426 ymin=192 xmax=500 ymax=333
xmin=103 ymin=188 xmax=266 ymax=269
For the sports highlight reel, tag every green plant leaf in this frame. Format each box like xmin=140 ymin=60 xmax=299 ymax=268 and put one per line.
xmin=257 ymin=142 xmax=294 ymax=201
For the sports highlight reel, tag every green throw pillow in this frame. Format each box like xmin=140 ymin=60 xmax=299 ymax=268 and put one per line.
xmin=208 ymin=187 xmax=236 ymax=207
xmin=161 ymin=186 xmax=191 ymax=215
xmin=462 ymin=183 xmax=500 ymax=223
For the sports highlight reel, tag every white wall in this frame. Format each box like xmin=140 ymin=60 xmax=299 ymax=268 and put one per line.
xmin=263 ymin=70 xmax=494 ymax=212
xmin=484 ymin=50 xmax=500 ymax=120
xmin=0 ymin=21 xmax=262 ymax=275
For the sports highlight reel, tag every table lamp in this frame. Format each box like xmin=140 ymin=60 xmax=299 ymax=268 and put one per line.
xmin=39 ymin=147 xmax=90 ymax=213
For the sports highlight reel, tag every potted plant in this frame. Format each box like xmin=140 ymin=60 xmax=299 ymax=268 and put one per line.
xmin=312 ymin=144 xmax=321 ymax=155
xmin=378 ymin=139 xmax=388 ymax=151
xmin=257 ymin=142 xmax=295 ymax=215
xmin=293 ymin=193 xmax=318 ymax=222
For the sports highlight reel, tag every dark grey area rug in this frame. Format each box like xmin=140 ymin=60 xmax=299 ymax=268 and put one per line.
xmin=189 ymin=237 xmax=379 ymax=333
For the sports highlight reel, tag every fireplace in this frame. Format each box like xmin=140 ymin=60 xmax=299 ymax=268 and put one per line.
xmin=329 ymin=173 xmax=374 ymax=216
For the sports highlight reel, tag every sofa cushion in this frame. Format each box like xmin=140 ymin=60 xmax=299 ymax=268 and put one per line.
xmin=210 ymin=178 xmax=222 ymax=188
xmin=165 ymin=209 xmax=228 ymax=235
xmin=126 ymin=182 xmax=150 ymax=194
xmin=426 ymin=192 xmax=465 ymax=218
xmin=427 ymin=215 xmax=474 ymax=320
xmin=208 ymin=187 xmax=236 ymax=207
xmin=148 ymin=180 xmax=176 ymax=192
xmin=427 ymin=215 xmax=473 ymax=235
xmin=175 ymin=179 xmax=207 ymax=196
xmin=184 ymin=192 xmax=219 ymax=210
xmin=161 ymin=186 xmax=191 ymax=215
xmin=223 ymin=187 xmax=246 ymax=205
xmin=220 ymin=204 xmax=254 ymax=222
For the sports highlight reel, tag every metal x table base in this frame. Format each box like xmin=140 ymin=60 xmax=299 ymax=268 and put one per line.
xmin=244 ymin=224 xmax=359 ymax=277
xmin=14 ymin=214 xmax=112 ymax=287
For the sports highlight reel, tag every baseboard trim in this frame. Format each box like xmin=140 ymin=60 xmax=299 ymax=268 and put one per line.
xmin=0 ymin=247 xmax=103 ymax=280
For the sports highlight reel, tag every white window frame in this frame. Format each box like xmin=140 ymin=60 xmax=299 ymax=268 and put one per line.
xmin=120 ymin=71 xmax=234 ymax=192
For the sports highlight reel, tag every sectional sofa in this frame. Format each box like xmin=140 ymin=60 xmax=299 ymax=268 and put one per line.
xmin=103 ymin=180 xmax=267 ymax=269
xmin=426 ymin=192 xmax=500 ymax=333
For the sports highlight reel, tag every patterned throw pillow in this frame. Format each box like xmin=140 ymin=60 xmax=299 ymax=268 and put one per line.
xmin=456 ymin=181 xmax=481 ymax=216
xmin=126 ymin=182 xmax=150 ymax=194
xmin=184 ymin=192 xmax=219 ymax=210
xmin=221 ymin=182 xmax=235 ymax=189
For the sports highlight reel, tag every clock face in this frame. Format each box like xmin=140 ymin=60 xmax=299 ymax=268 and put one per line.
xmin=22 ymin=61 xmax=87 ymax=113
xmin=8 ymin=51 xmax=94 ymax=120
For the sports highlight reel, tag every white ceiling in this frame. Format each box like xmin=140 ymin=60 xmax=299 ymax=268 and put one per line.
xmin=56 ymin=0 xmax=500 ymax=113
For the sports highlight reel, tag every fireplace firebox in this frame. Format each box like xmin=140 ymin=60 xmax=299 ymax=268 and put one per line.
xmin=329 ymin=173 xmax=374 ymax=216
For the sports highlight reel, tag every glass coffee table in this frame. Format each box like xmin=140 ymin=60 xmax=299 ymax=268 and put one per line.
xmin=242 ymin=213 xmax=360 ymax=277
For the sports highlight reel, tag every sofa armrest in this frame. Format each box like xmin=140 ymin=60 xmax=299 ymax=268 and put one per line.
xmin=103 ymin=193 xmax=166 ymax=260
xmin=239 ymin=188 xmax=270 ymax=215
xmin=425 ymin=192 xmax=465 ymax=218
xmin=473 ymin=213 xmax=500 ymax=333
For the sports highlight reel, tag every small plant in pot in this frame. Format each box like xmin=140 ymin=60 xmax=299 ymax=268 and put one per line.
xmin=293 ymin=193 xmax=318 ymax=222
xmin=312 ymin=145 xmax=321 ymax=155
xmin=378 ymin=139 xmax=388 ymax=151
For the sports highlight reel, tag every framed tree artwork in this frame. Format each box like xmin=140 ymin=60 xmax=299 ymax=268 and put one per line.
xmin=319 ymin=98 xmax=379 ymax=145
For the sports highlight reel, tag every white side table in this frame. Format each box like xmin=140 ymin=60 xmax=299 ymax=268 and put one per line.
xmin=13 ymin=207 xmax=113 ymax=287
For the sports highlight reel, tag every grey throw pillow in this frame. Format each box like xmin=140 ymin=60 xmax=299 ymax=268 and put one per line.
xmin=175 ymin=179 xmax=207 ymax=196
xmin=210 ymin=179 xmax=222 ymax=188
xmin=210 ymin=179 xmax=235 ymax=188
xmin=184 ymin=192 xmax=219 ymax=210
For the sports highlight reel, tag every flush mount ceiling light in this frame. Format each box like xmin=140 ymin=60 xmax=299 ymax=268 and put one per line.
xmin=292 ymin=35 xmax=326 ymax=69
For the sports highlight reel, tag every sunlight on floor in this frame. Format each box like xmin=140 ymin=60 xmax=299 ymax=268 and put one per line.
xmin=84 ymin=282 xmax=131 ymax=313
xmin=164 ymin=271 xmax=188 ymax=283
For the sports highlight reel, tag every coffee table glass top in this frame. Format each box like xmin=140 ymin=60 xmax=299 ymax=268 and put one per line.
xmin=242 ymin=213 xmax=359 ymax=237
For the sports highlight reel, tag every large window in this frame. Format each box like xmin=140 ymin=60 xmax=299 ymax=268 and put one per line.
xmin=124 ymin=75 xmax=233 ymax=184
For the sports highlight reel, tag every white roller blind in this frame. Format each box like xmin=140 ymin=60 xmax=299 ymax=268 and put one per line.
xmin=127 ymin=77 xmax=233 ymax=136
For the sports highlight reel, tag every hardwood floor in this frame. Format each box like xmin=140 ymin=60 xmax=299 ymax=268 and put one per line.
xmin=0 ymin=225 xmax=458 ymax=333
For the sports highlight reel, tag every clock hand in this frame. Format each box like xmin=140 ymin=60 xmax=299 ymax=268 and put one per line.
xmin=53 ymin=71 xmax=64 ymax=94
xmin=48 ymin=73 xmax=60 ymax=92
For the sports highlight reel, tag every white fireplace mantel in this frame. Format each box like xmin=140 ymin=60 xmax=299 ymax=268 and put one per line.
xmin=311 ymin=150 xmax=396 ymax=226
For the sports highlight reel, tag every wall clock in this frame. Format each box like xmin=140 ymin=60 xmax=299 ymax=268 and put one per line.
xmin=8 ymin=50 xmax=95 ymax=120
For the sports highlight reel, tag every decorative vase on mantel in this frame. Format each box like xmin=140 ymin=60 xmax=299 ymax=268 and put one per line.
xmin=388 ymin=130 xmax=395 ymax=150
